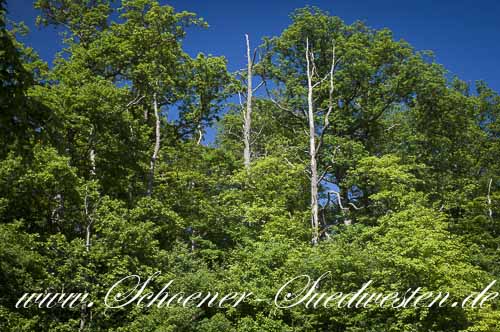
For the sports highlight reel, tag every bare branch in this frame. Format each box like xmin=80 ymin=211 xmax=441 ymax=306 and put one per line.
xmin=252 ymin=81 xmax=264 ymax=93
xmin=250 ymin=125 xmax=266 ymax=145
xmin=263 ymin=80 xmax=291 ymax=112
xmin=348 ymin=202 xmax=363 ymax=210
xmin=317 ymin=165 xmax=332 ymax=184
xmin=327 ymin=190 xmax=363 ymax=211
xmin=252 ymin=47 xmax=258 ymax=69
xmin=316 ymin=42 xmax=336 ymax=153
xmin=385 ymin=123 xmax=400 ymax=132
xmin=237 ymin=92 xmax=244 ymax=108
xmin=147 ymin=92 xmax=161 ymax=196
xmin=263 ymin=80 xmax=306 ymax=121
xmin=126 ymin=94 xmax=145 ymax=108
xmin=312 ymin=72 xmax=331 ymax=89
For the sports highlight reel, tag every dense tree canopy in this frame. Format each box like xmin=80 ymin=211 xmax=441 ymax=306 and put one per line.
xmin=1 ymin=1 xmax=500 ymax=331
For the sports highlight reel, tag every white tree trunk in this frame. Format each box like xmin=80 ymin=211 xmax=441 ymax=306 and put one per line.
xmin=86 ymin=125 xmax=96 ymax=254
xmin=197 ymin=125 xmax=203 ymax=145
xmin=306 ymin=38 xmax=320 ymax=245
xmin=81 ymin=134 xmax=96 ymax=330
xmin=80 ymin=184 xmax=94 ymax=331
xmin=487 ymin=178 xmax=493 ymax=221
xmin=89 ymin=149 xmax=96 ymax=176
xmin=243 ymin=34 xmax=253 ymax=170
xmin=147 ymin=93 xmax=161 ymax=196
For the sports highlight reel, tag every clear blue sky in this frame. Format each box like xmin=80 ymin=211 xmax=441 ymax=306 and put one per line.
xmin=5 ymin=0 xmax=500 ymax=91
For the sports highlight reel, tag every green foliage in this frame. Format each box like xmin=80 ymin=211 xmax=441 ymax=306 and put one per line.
xmin=1 ymin=2 xmax=499 ymax=331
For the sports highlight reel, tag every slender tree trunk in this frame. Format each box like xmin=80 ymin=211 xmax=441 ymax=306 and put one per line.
xmin=306 ymin=38 xmax=320 ymax=245
xmin=89 ymin=125 xmax=96 ymax=177
xmin=243 ymin=34 xmax=253 ymax=170
xmin=85 ymin=219 xmax=91 ymax=253
xmin=79 ymin=308 xmax=86 ymax=331
xmin=86 ymin=126 xmax=96 ymax=252
xmin=80 ymin=196 xmax=92 ymax=331
xmin=147 ymin=93 xmax=161 ymax=196
xmin=89 ymin=149 xmax=96 ymax=176
xmin=191 ymin=229 xmax=196 ymax=252
xmin=80 ymin=124 xmax=97 ymax=330
xmin=197 ymin=125 xmax=203 ymax=145
xmin=487 ymin=178 xmax=493 ymax=218
xmin=487 ymin=178 xmax=494 ymax=236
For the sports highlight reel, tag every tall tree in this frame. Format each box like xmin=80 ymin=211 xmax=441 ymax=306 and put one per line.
xmin=243 ymin=34 xmax=254 ymax=170
xmin=260 ymin=7 xmax=424 ymax=240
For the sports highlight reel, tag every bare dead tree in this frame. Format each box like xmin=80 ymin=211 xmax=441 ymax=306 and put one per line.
xmin=305 ymin=37 xmax=336 ymax=245
xmin=261 ymin=38 xmax=336 ymax=244
xmin=240 ymin=34 xmax=266 ymax=170
xmin=147 ymin=92 xmax=161 ymax=196
xmin=243 ymin=34 xmax=253 ymax=170
xmin=305 ymin=37 xmax=320 ymax=244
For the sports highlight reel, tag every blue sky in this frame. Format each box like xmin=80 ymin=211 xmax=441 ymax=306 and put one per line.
xmin=6 ymin=0 xmax=500 ymax=93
